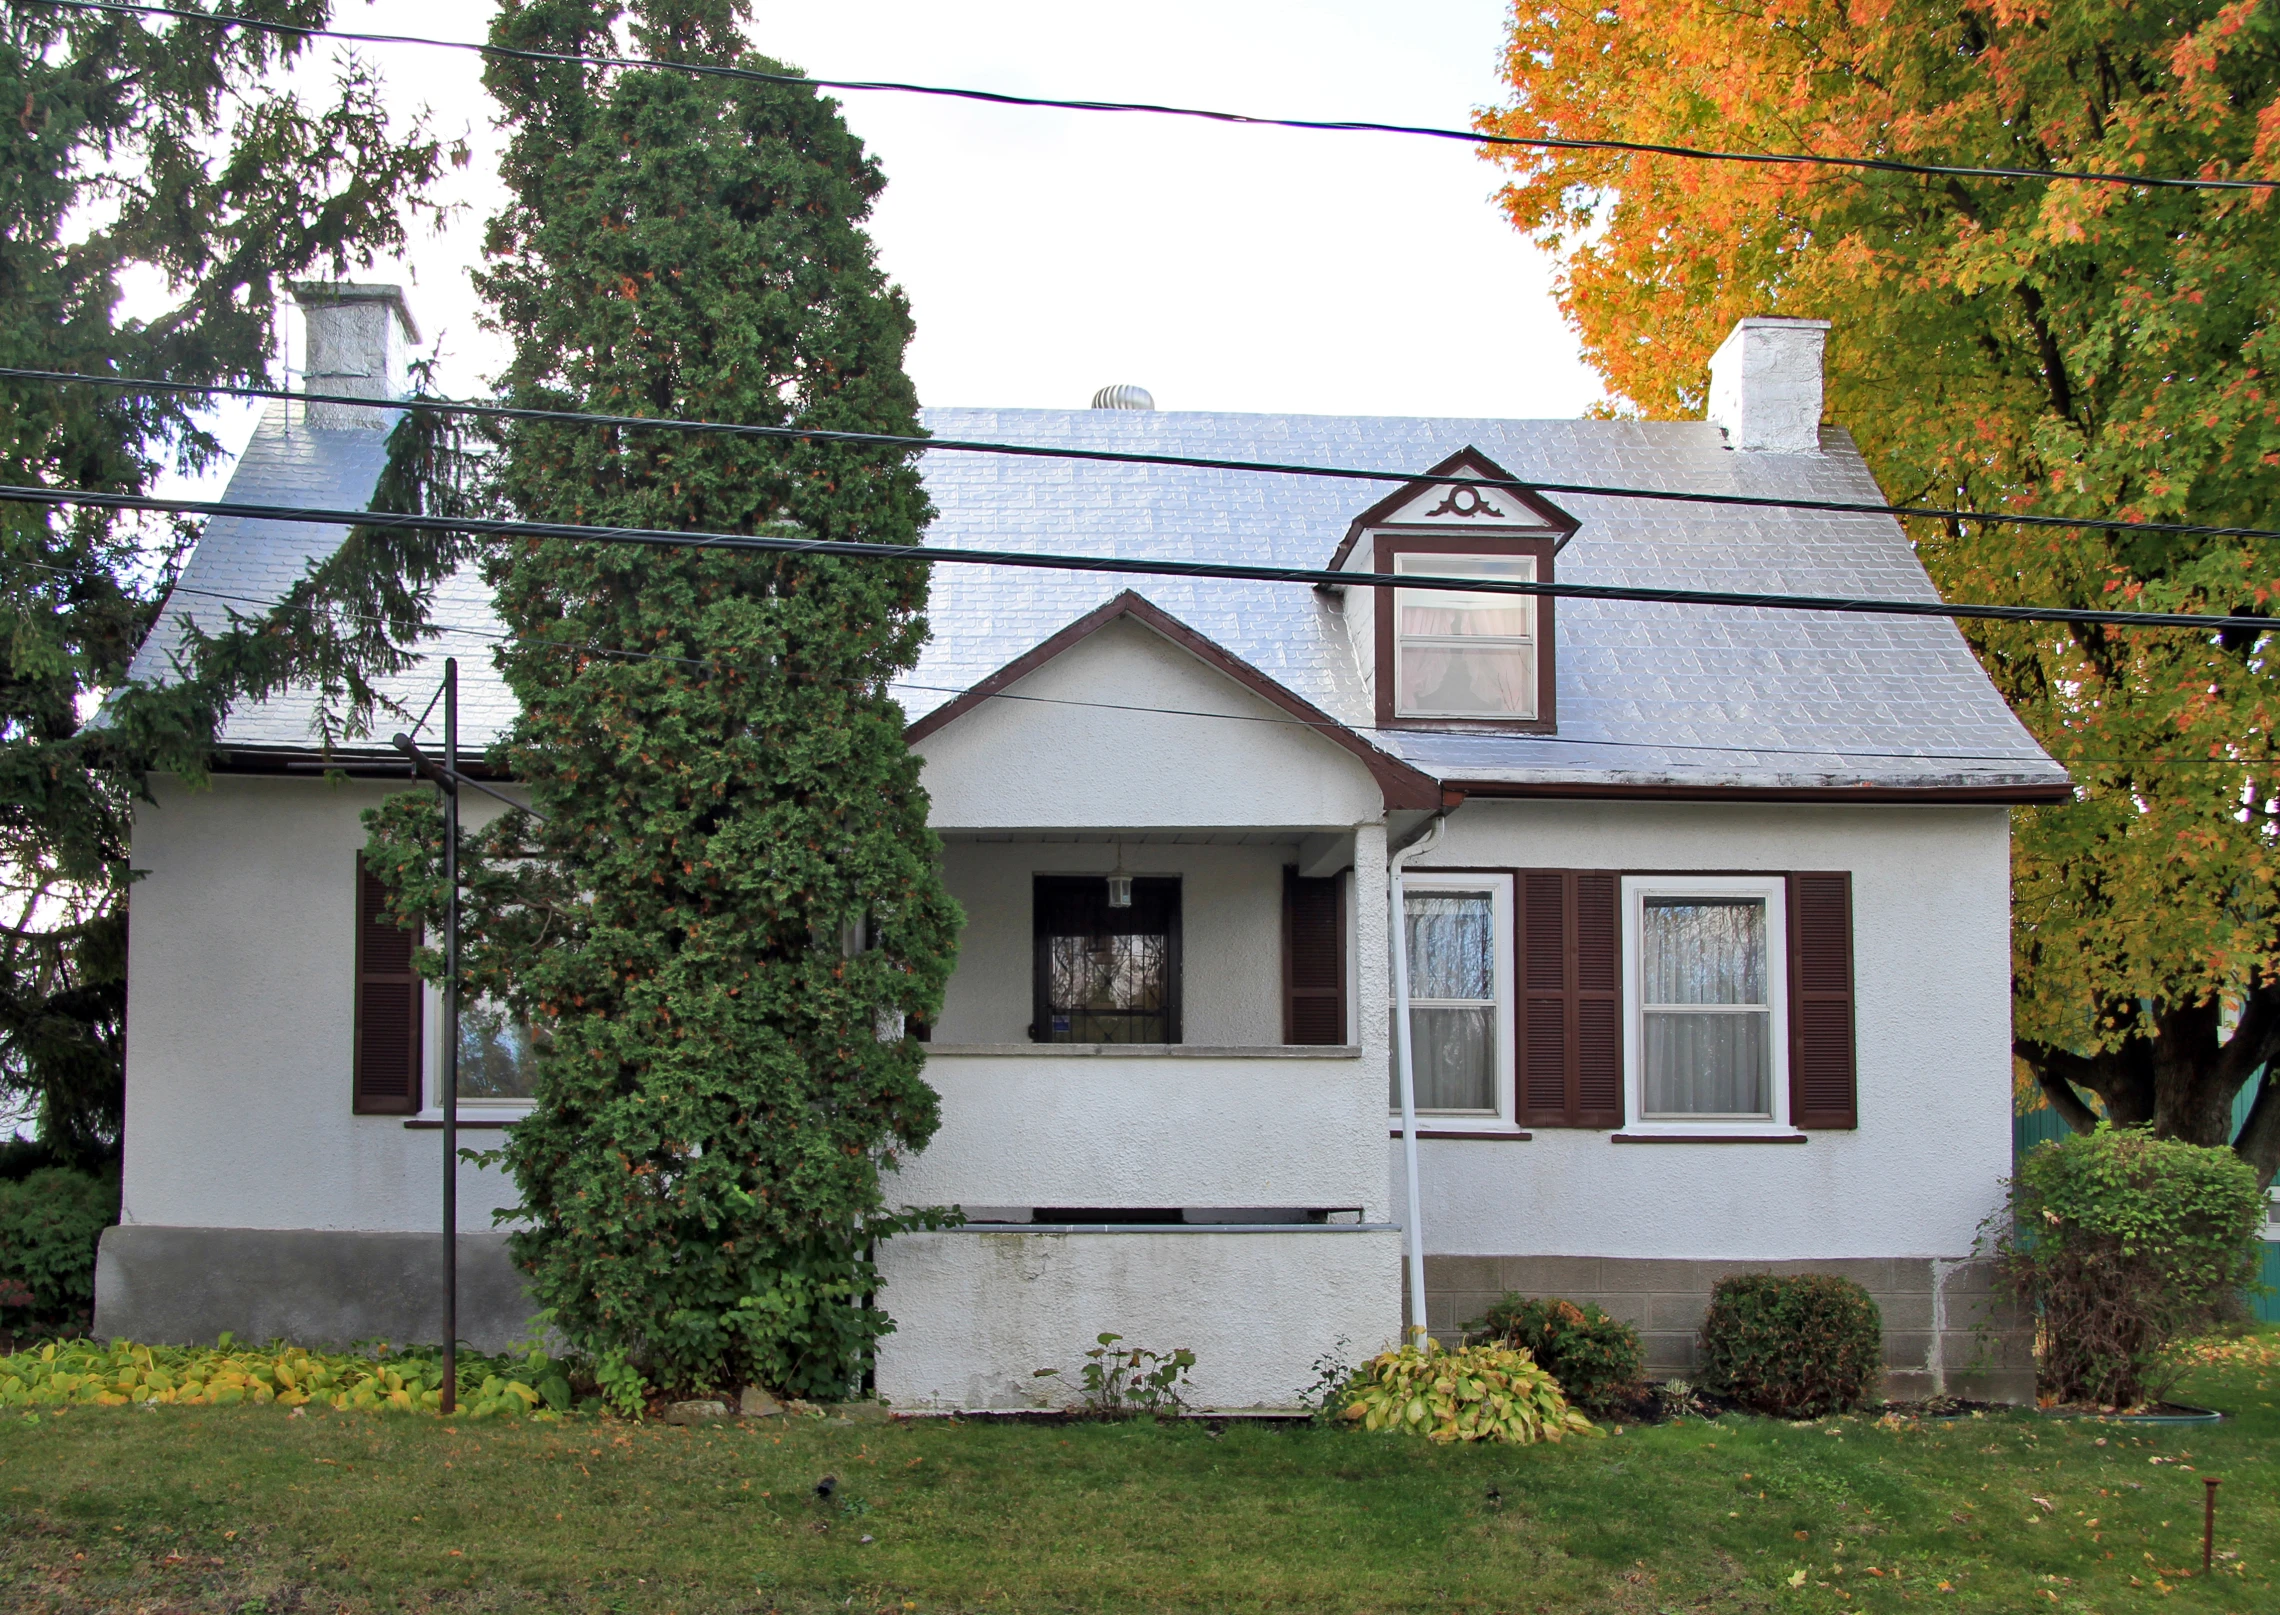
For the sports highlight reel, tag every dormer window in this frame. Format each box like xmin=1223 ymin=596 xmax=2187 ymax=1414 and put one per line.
xmin=1325 ymin=447 xmax=1578 ymax=737
xmin=1393 ymin=552 xmax=1539 ymax=720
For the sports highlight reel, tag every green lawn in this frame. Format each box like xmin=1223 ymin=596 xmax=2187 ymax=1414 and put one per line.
xmin=1 ymin=1337 xmax=2273 ymax=1614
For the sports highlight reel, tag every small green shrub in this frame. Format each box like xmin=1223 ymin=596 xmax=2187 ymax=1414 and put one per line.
xmin=1696 ymin=1273 xmax=1883 ymax=1417
xmin=1467 ymin=1295 xmax=1644 ymax=1415
xmin=1985 ymin=1124 xmax=2266 ymax=1408
xmin=1338 ymin=1338 xmax=1597 ymax=1443
xmin=0 ymin=1168 xmax=116 ymax=1331
xmin=1033 ymin=1333 xmax=1196 ymax=1417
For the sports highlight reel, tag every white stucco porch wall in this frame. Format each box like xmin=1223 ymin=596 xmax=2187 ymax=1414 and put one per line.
xmin=123 ymin=774 xmax=520 ymax=1234
xmin=875 ymin=1227 xmax=1402 ymax=1411
xmin=912 ymin=615 xmax=1385 ymax=831
xmin=1396 ymin=799 xmax=2014 ymax=1264
xmin=887 ymin=1050 xmax=1382 ymax=1216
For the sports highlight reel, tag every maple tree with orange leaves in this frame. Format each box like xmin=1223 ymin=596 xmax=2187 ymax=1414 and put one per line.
xmin=1482 ymin=0 xmax=2280 ymax=1180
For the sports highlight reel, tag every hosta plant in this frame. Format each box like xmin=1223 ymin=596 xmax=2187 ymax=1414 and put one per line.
xmin=1338 ymin=1338 xmax=1598 ymax=1444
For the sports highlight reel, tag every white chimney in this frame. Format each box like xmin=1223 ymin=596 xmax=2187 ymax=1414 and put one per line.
xmin=1706 ymin=316 xmax=1830 ymax=454
xmin=289 ymin=281 xmax=419 ymax=429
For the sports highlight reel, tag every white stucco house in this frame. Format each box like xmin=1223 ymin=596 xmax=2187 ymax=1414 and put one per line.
xmin=95 ymin=286 xmax=2061 ymax=1406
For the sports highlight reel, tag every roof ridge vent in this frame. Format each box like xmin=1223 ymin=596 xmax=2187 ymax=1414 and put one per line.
xmin=1090 ymin=384 xmax=1155 ymax=411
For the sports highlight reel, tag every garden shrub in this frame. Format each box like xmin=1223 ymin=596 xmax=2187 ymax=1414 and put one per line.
xmin=0 ymin=1168 xmax=116 ymax=1332
xmin=1338 ymin=1338 xmax=1598 ymax=1443
xmin=1985 ymin=1124 xmax=2265 ymax=1408
xmin=1696 ymin=1273 xmax=1883 ymax=1416
xmin=1467 ymin=1294 xmax=1644 ymax=1415
xmin=0 ymin=1338 xmax=573 ymax=1418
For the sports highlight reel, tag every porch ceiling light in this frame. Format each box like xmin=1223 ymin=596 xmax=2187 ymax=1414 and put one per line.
xmin=1107 ymin=840 xmax=1133 ymax=909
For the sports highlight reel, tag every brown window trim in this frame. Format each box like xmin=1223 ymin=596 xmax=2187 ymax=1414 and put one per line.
xmin=404 ymin=1118 xmax=519 ymax=1130
xmin=1373 ymin=530 xmax=1558 ymax=735
xmin=1389 ymin=1128 xmax=1534 ymax=1141
xmin=1610 ymin=1132 xmax=1809 ymax=1144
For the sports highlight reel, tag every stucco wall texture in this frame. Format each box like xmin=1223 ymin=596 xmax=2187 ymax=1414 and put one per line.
xmin=875 ymin=1227 xmax=1401 ymax=1411
xmin=1397 ymin=799 xmax=2016 ymax=1266
xmin=912 ymin=617 xmax=1385 ymax=832
xmin=123 ymin=775 xmax=523 ymax=1235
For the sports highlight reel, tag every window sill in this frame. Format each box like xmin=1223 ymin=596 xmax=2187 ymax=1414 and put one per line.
xmin=1609 ymin=1131 xmax=1808 ymax=1144
xmin=1388 ymin=1128 xmax=1532 ymax=1140
xmin=404 ymin=1116 xmax=525 ymax=1130
xmin=926 ymin=1043 xmax=1360 ymax=1059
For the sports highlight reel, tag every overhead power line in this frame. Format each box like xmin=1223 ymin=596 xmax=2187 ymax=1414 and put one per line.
xmin=46 ymin=554 xmax=2227 ymax=775
xmin=29 ymin=0 xmax=2278 ymax=194
xmin=6 ymin=479 xmax=2272 ymax=635
xmin=11 ymin=365 xmax=2276 ymax=546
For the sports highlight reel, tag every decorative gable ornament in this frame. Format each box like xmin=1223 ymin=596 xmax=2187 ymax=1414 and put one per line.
xmin=1324 ymin=446 xmax=1580 ymax=574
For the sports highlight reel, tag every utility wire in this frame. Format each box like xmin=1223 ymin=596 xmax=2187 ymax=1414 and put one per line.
xmin=11 ymin=366 xmax=2276 ymax=546
xmin=7 ymin=478 xmax=2274 ymax=635
xmin=48 ymin=554 xmax=2240 ymax=775
xmin=27 ymin=0 xmax=2280 ymax=194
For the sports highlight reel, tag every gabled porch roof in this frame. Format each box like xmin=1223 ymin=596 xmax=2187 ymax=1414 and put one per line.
xmin=906 ymin=590 xmax=1440 ymax=812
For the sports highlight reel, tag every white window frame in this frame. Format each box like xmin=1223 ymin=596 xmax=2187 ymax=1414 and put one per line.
xmin=1620 ymin=874 xmax=1793 ymax=1137
xmin=416 ymin=980 xmax=539 ymax=1121
xmin=1391 ymin=553 xmax=1539 ymax=721
xmin=1391 ymin=872 xmax=1517 ymax=1134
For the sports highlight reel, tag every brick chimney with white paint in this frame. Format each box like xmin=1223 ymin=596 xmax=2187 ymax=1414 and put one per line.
xmin=288 ymin=281 xmax=419 ymax=429
xmin=1706 ymin=315 xmax=1830 ymax=454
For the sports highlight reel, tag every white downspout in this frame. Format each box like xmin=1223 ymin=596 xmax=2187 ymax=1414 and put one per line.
xmin=1389 ymin=811 xmax=1448 ymax=1347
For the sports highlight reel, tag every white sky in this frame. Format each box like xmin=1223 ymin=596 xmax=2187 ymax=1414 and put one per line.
xmin=166 ymin=0 xmax=1601 ymax=485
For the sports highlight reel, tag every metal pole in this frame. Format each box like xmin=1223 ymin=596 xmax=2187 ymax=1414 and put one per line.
xmin=441 ymin=658 xmax=459 ymax=1415
xmin=1388 ymin=815 xmax=1446 ymax=1348
xmin=2203 ymin=1476 xmax=2219 ymax=1574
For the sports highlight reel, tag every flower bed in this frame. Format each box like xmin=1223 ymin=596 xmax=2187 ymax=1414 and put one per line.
xmin=0 ymin=1338 xmax=569 ymax=1419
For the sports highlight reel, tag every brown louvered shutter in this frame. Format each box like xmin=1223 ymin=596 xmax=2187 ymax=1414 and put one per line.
xmin=1787 ymin=871 xmax=1857 ymax=1129
xmin=1283 ymin=867 xmax=1346 ymax=1044
xmin=1517 ymin=870 xmax=1623 ymax=1127
xmin=353 ymin=855 xmax=422 ymax=1115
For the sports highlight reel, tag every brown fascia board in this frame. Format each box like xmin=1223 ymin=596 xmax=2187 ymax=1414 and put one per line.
xmin=1322 ymin=445 xmax=1580 ymax=575
xmin=903 ymin=589 xmax=1443 ymax=811
xmin=1444 ymin=776 xmax=2073 ymax=806
xmin=205 ymin=744 xmax=513 ymax=781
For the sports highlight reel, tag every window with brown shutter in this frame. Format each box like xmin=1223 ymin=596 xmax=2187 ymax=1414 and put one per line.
xmin=1786 ymin=871 xmax=1857 ymax=1129
xmin=1283 ymin=867 xmax=1346 ymax=1045
xmin=353 ymin=855 xmax=422 ymax=1114
xmin=1516 ymin=869 xmax=1623 ymax=1127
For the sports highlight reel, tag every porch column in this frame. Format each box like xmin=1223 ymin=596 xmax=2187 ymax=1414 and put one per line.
xmin=1352 ymin=820 xmax=1389 ymax=1222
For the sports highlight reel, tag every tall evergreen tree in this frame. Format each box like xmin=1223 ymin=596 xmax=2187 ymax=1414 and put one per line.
xmin=366 ymin=0 xmax=959 ymax=1398
xmin=0 ymin=0 xmax=455 ymax=1162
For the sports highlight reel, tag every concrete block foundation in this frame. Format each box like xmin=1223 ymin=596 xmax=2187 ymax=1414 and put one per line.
xmin=94 ymin=1226 xmax=541 ymax=1353
xmin=1424 ymin=1253 xmax=2034 ymax=1404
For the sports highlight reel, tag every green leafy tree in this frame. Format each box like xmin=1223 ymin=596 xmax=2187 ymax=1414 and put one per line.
xmin=1482 ymin=0 xmax=2280 ymax=1182
xmin=0 ymin=0 xmax=457 ymax=1162
xmin=364 ymin=0 xmax=960 ymax=1399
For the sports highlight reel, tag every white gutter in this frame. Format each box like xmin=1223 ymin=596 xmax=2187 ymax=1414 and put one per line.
xmin=1388 ymin=810 xmax=1448 ymax=1346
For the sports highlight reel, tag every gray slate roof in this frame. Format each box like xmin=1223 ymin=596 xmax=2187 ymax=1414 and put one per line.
xmin=130 ymin=401 xmax=2067 ymax=794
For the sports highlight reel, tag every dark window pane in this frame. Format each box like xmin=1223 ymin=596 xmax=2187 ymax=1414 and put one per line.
xmin=458 ymin=1000 xmax=542 ymax=1099
xmin=1035 ymin=876 xmax=1179 ymax=1043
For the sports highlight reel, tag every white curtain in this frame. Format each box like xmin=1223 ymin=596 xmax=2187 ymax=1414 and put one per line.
xmin=1641 ymin=899 xmax=1770 ymax=1117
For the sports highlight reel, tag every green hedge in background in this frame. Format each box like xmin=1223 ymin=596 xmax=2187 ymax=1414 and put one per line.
xmin=0 ymin=1168 xmax=116 ymax=1332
